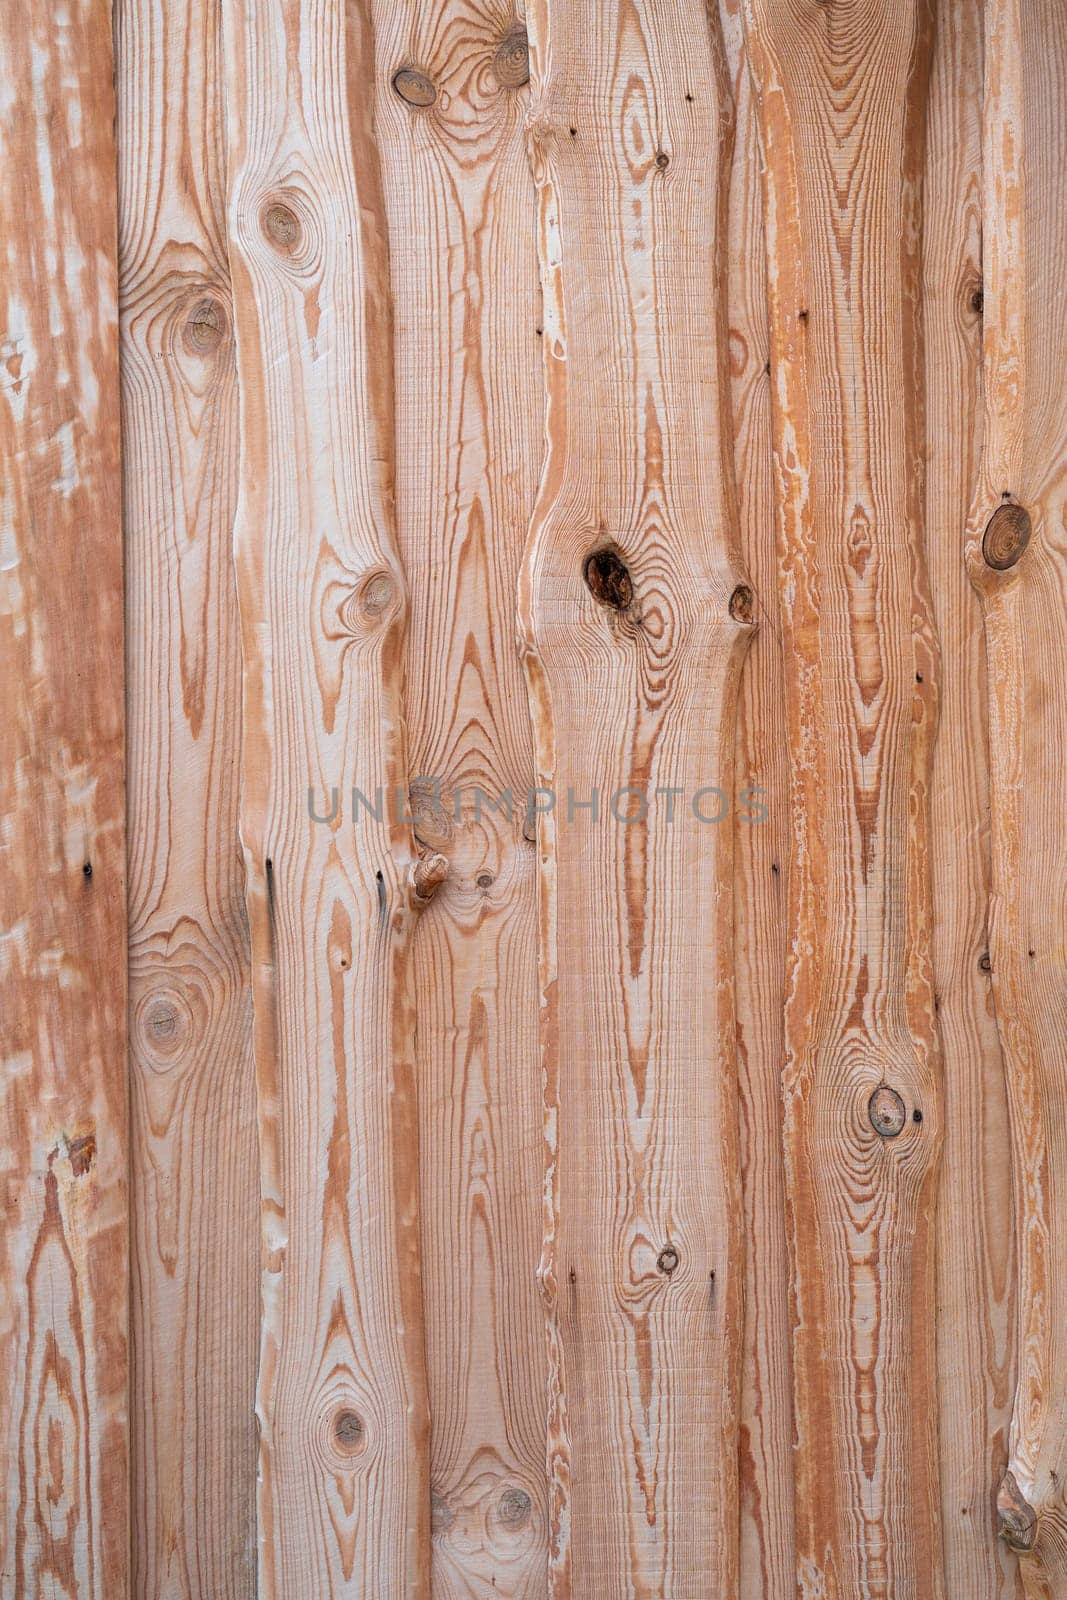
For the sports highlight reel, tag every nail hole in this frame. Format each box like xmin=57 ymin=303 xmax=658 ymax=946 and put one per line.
xmin=583 ymin=547 xmax=633 ymax=610
xmin=913 ymin=1108 xmax=923 ymax=1124
xmin=82 ymin=861 xmax=93 ymax=878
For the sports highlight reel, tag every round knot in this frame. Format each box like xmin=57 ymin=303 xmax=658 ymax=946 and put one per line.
xmin=868 ymin=1086 xmax=906 ymax=1138
xmin=392 ymin=66 xmax=437 ymax=107
xmin=262 ymin=201 xmax=302 ymax=254
xmin=494 ymin=30 xmax=530 ymax=89
xmin=332 ymin=1410 xmax=366 ymax=1457
xmin=656 ymin=1244 xmax=680 ymax=1275
xmin=183 ymin=296 xmax=228 ymax=355
xmin=982 ymin=502 xmax=1031 ymax=571
xmin=497 ymin=1486 xmax=532 ymax=1527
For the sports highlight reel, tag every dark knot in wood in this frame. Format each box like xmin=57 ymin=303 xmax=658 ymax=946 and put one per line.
xmin=584 ymin=547 xmax=633 ymax=610
xmin=982 ymin=502 xmax=1031 ymax=571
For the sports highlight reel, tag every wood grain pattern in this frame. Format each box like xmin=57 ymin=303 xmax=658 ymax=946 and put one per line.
xmin=0 ymin=0 xmax=128 ymax=1592
xmin=223 ymin=0 xmax=435 ymax=1589
xmin=115 ymin=0 xmax=259 ymax=1586
xmin=720 ymin=3 xmax=797 ymax=1594
xmin=925 ymin=2 xmax=1019 ymax=1595
xmin=372 ymin=4 xmax=548 ymax=1595
xmin=521 ymin=3 xmax=750 ymax=1591
xmin=968 ymin=0 xmax=1067 ymax=1589
xmin=741 ymin=2 xmax=944 ymax=1595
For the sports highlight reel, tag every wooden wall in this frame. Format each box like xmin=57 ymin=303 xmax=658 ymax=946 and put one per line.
xmin=4 ymin=0 xmax=1066 ymax=1594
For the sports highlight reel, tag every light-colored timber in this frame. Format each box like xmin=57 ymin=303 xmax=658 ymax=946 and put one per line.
xmin=720 ymin=2 xmax=797 ymax=1594
xmin=742 ymin=1 xmax=944 ymax=1595
xmin=521 ymin=2 xmax=751 ymax=1592
xmin=968 ymin=0 xmax=1067 ymax=1590
xmin=0 ymin=0 xmax=128 ymax=1592
xmin=115 ymin=0 xmax=258 ymax=1586
xmin=925 ymin=2 xmax=1018 ymax=1596
xmin=373 ymin=4 xmax=548 ymax=1595
xmin=223 ymin=0 xmax=435 ymax=1589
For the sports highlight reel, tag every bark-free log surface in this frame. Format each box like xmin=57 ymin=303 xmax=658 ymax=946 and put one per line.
xmin=742 ymin=3 xmax=943 ymax=1595
xmin=116 ymin=0 xmax=258 ymax=1589
xmin=968 ymin=0 xmax=1067 ymax=1589
xmin=0 ymin=1 xmax=127 ymax=1593
xmin=224 ymin=0 xmax=433 ymax=1589
xmin=925 ymin=2 xmax=1018 ymax=1595
xmin=521 ymin=5 xmax=750 ymax=1593
xmin=373 ymin=5 xmax=548 ymax=1595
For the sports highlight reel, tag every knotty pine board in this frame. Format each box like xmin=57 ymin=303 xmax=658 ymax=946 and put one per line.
xmin=373 ymin=4 xmax=548 ymax=1596
xmin=0 ymin=0 xmax=128 ymax=1593
xmin=223 ymin=0 xmax=438 ymax=1588
xmin=720 ymin=3 xmax=797 ymax=1596
xmin=115 ymin=0 xmax=259 ymax=1584
xmin=521 ymin=1 xmax=753 ymax=1591
xmin=925 ymin=1 xmax=1019 ymax=1595
xmin=968 ymin=0 xmax=1067 ymax=1590
xmin=742 ymin=1 xmax=944 ymax=1595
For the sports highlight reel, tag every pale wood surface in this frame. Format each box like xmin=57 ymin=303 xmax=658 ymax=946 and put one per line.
xmin=373 ymin=4 xmax=549 ymax=1595
xmin=521 ymin=2 xmax=751 ymax=1591
xmin=720 ymin=3 xmax=797 ymax=1594
xmin=116 ymin=0 xmax=259 ymax=1588
xmin=0 ymin=0 xmax=128 ymax=1592
xmin=223 ymin=0 xmax=434 ymax=1589
xmin=742 ymin=1 xmax=944 ymax=1594
xmin=925 ymin=3 xmax=1019 ymax=1596
xmin=968 ymin=0 xmax=1067 ymax=1590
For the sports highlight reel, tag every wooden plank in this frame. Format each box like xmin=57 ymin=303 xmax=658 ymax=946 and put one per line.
xmin=372 ymin=6 xmax=548 ymax=1596
xmin=115 ymin=0 xmax=258 ymax=1587
xmin=0 ymin=0 xmax=128 ymax=1593
xmin=741 ymin=3 xmax=944 ymax=1595
xmin=925 ymin=1 xmax=1019 ymax=1595
xmin=719 ymin=2 xmax=796 ymax=1594
xmin=223 ymin=0 xmax=437 ymax=1589
xmin=521 ymin=4 xmax=750 ymax=1591
xmin=967 ymin=0 xmax=1067 ymax=1589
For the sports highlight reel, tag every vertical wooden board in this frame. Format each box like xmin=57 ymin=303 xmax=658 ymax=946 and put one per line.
xmin=0 ymin=0 xmax=128 ymax=1594
xmin=719 ymin=3 xmax=796 ymax=1594
xmin=373 ymin=5 xmax=547 ymax=1596
xmin=742 ymin=2 xmax=944 ymax=1596
xmin=925 ymin=2 xmax=1018 ymax=1595
xmin=968 ymin=0 xmax=1067 ymax=1589
xmin=521 ymin=3 xmax=751 ymax=1592
xmin=223 ymin=0 xmax=436 ymax=1589
xmin=115 ymin=0 xmax=258 ymax=1588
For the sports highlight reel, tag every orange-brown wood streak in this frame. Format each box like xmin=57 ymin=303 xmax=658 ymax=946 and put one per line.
xmin=116 ymin=0 xmax=259 ymax=1587
xmin=926 ymin=1 xmax=1019 ymax=1595
xmin=521 ymin=2 xmax=750 ymax=1592
xmin=223 ymin=0 xmax=433 ymax=1589
xmin=374 ymin=4 xmax=549 ymax=1596
xmin=720 ymin=2 xmax=797 ymax=1594
xmin=0 ymin=0 xmax=128 ymax=1593
xmin=742 ymin=1 xmax=944 ymax=1595
xmin=968 ymin=0 xmax=1067 ymax=1591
